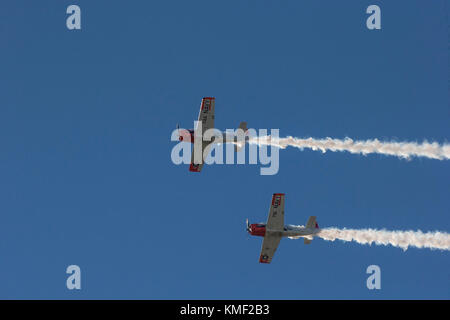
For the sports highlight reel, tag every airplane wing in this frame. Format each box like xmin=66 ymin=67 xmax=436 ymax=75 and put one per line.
xmin=196 ymin=97 xmax=215 ymax=134
xmin=189 ymin=141 xmax=213 ymax=172
xmin=265 ymin=193 xmax=285 ymax=231
xmin=258 ymin=193 xmax=285 ymax=263
xmin=189 ymin=97 xmax=215 ymax=172
xmin=259 ymin=233 xmax=282 ymax=264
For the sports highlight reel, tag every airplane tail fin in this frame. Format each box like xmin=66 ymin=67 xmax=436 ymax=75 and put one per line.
xmin=235 ymin=122 xmax=248 ymax=152
xmin=238 ymin=121 xmax=248 ymax=133
xmin=304 ymin=216 xmax=318 ymax=245
xmin=306 ymin=216 xmax=319 ymax=229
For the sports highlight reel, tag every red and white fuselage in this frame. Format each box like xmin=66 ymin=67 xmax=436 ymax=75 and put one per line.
xmin=247 ymin=222 xmax=320 ymax=240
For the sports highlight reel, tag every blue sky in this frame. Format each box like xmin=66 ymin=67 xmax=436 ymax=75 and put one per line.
xmin=0 ymin=1 xmax=448 ymax=299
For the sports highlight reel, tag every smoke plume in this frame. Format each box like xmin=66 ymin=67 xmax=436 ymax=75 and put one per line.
xmin=315 ymin=227 xmax=450 ymax=251
xmin=249 ymin=136 xmax=450 ymax=160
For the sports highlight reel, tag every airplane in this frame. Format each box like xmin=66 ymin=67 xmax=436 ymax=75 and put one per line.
xmin=177 ymin=97 xmax=249 ymax=172
xmin=246 ymin=193 xmax=320 ymax=263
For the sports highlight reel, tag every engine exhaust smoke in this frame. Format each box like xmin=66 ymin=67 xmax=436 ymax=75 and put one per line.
xmin=316 ymin=227 xmax=450 ymax=251
xmin=249 ymin=136 xmax=450 ymax=160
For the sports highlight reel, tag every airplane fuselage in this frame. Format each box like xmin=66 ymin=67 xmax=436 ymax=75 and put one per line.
xmin=178 ymin=129 xmax=249 ymax=145
xmin=248 ymin=223 xmax=320 ymax=240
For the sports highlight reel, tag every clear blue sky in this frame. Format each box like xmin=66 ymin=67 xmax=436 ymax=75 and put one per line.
xmin=0 ymin=1 xmax=448 ymax=299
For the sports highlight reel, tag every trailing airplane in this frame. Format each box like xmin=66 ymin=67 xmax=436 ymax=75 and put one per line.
xmin=177 ymin=97 xmax=248 ymax=172
xmin=247 ymin=193 xmax=320 ymax=263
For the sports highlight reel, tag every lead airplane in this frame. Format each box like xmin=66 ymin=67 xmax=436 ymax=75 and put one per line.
xmin=247 ymin=193 xmax=320 ymax=263
xmin=177 ymin=97 xmax=248 ymax=172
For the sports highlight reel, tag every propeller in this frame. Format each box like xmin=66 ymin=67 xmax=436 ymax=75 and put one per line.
xmin=245 ymin=218 xmax=251 ymax=240
xmin=177 ymin=123 xmax=182 ymax=141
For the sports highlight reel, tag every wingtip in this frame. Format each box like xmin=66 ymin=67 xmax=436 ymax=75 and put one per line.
xmin=272 ymin=193 xmax=285 ymax=197
xmin=189 ymin=164 xmax=201 ymax=172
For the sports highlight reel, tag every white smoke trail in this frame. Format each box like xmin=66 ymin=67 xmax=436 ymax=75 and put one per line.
xmin=314 ymin=228 xmax=450 ymax=251
xmin=249 ymin=136 xmax=450 ymax=160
